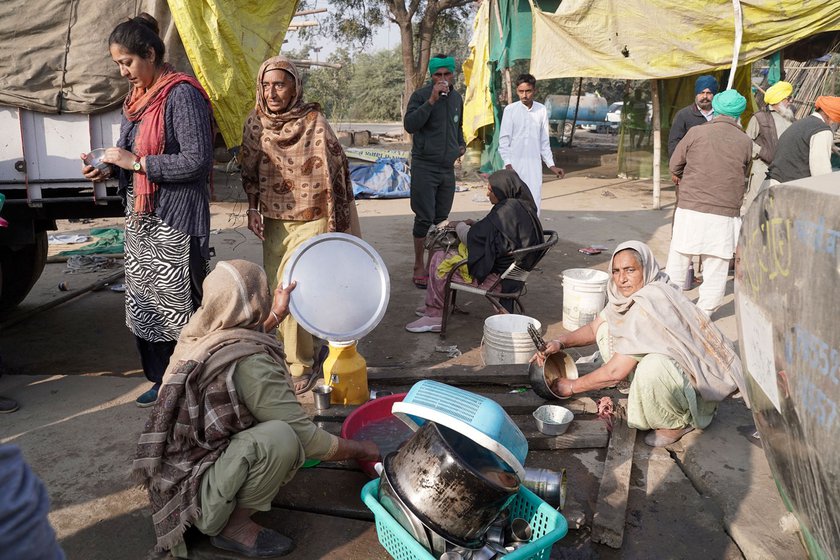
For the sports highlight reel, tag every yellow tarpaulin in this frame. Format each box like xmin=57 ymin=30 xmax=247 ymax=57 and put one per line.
xmin=529 ymin=0 xmax=840 ymax=80
xmin=168 ymin=0 xmax=298 ymax=147
xmin=462 ymin=0 xmax=495 ymax=145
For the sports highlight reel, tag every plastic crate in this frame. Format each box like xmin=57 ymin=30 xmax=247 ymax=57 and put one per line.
xmin=361 ymin=478 xmax=568 ymax=560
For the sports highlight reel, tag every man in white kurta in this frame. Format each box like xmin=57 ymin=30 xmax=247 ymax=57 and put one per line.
xmin=498 ymin=74 xmax=564 ymax=214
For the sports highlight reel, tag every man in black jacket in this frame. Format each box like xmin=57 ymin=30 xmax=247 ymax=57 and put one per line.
xmin=404 ymin=54 xmax=466 ymax=289
xmin=667 ymin=75 xmax=718 ymax=157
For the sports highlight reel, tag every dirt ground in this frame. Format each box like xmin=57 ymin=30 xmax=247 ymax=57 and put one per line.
xmin=0 ymin=156 xmax=805 ymax=560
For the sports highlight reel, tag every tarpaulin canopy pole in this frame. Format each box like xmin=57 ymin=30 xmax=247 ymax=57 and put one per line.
xmin=728 ymin=0 xmax=744 ymax=90
xmin=651 ymin=79 xmax=661 ymax=209
xmin=568 ymin=77 xmax=583 ymax=146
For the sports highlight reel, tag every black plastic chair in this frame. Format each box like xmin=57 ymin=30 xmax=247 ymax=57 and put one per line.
xmin=439 ymin=230 xmax=559 ymax=336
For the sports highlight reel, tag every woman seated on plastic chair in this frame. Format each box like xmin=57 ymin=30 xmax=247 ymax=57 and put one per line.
xmin=406 ymin=169 xmax=543 ymax=333
xmin=530 ymin=241 xmax=748 ymax=447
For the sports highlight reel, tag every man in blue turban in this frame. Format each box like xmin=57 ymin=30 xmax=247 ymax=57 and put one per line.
xmin=667 ymin=75 xmax=719 ymax=156
xmin=404 ymin=54 xmax=466 ymax=289
xmin=666 ymin=89 xmax=751 ymax=317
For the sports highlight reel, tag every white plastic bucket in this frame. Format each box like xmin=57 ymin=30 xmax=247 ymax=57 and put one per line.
xmin=481 ymin=314 xmax=541 ymax=365
xmin=561 ymin=268 xmax=610 ymax=331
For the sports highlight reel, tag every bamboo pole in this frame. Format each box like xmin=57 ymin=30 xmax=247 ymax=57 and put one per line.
xmin=651 ymin=79 xmax=662 ymax=210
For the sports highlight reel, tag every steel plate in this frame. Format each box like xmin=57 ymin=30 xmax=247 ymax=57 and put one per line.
xmin=282 ymin=233 xmax=390 ymax=342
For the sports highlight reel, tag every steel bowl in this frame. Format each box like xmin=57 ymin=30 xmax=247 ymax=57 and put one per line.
xmin=532 ymin=404 xmax=574 ymax=436
xmin=83 ymin=148 xmax=110 ymax=172
xmin=528 ymin=351 xmax=578 ymax=400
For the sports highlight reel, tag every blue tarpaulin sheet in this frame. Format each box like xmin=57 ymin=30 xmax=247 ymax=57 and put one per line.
xmin=350 ymin=158 xmax=411 ymax=199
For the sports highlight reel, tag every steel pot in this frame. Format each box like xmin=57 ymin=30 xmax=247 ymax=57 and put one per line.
xmin=528 ymin=351 xmax=578 ymax=400
xmin=378 ymin=465 xmax=432 ymax=550
xmin=523 ymin=467 xmax=567 ymax=509
xmin=385 ymin=422 xmax=520 ymax=548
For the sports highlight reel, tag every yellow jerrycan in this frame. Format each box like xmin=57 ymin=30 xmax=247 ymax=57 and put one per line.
xmin=323 ymin=340 xmax=369 ymax=405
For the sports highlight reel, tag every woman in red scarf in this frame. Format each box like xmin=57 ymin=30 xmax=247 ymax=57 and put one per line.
xmin=81 ymin=13 xmax=213 ymax=408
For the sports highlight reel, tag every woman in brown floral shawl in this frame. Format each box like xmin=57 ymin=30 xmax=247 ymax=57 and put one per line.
xmin=240 ymin=55 xmax=359 ymax=394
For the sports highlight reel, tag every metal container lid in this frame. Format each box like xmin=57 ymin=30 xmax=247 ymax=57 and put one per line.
xmin=282 ymin=233 xmax=390 ymax=342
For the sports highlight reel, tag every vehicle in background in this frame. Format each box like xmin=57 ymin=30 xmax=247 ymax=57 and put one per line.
xmin=0 ymin=108 xmax=124 ymax=310
xmin=0 ymin=3 xmax=291 ymax=311
xmin=606 ymin=102 xmax=623 ymax=132
xmin=545 ymin=93 xmax=610 ymax=140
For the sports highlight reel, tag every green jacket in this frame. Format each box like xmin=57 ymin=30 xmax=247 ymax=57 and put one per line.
xmin=403 ymin=82 xmax=466 ymax=166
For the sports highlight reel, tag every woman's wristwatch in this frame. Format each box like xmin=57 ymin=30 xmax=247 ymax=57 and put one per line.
xmin=132 ymin=155 xmax=142 ymax=172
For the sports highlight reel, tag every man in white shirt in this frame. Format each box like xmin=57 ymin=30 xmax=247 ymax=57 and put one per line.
xmin=497 ymin=74 xmax=564 ymax=213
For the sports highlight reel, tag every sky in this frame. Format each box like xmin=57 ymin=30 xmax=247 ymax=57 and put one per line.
xmin=284 ymin=1 xmax=400 ymax=60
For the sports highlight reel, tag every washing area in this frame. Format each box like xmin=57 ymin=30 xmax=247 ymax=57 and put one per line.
xmin=278 ymin=233 xmax=680 ymax=559
xmin=282 ymin=234 xmax=575 ymax=558
xmin=359 ymin=380 xmax=569 ymax=559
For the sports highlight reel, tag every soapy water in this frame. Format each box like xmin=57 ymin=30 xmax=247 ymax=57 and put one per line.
xmin=352 ymin=415 xmax=415 ymax=458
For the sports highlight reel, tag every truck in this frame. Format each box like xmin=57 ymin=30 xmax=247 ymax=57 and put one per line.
xmin=544 ymin=93 xmax=610 ymax=141
xmin=0 ymin=1 xmax=295 ymax=310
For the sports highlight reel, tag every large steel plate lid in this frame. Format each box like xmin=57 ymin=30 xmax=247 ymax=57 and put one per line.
xmin=282 ymin=233 xmax=390 ymax=342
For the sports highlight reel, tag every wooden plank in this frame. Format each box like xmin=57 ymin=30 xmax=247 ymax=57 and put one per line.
xmin=515 ymin=416 xmax=610 ymax=449
xmin=591 ymin=402 xmax=636 ymax=548
xmin=487 ymin=392 xmax=598 ymax=415
xmin=366 ymin=362 xmax=599 ymax=387
xmin=273 ymin=467 xmax=374 ymax=521
xmin=310 ymin=391 xmax=598 ymax=422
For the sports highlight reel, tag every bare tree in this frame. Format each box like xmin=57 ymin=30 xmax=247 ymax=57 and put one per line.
xmin=311 ymin=0 xmax=475 ymax=116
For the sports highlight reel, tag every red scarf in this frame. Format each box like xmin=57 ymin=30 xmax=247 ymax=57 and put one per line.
xmin=123 ymin=64 xmax=210 ymax=213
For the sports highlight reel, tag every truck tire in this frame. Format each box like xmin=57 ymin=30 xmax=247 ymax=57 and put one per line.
xmin=0 ymin=231 xmax=48 ymax=311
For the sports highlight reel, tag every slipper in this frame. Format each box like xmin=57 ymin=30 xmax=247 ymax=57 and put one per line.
xmin=413 ymin=275 xmax=428 ymax=289
xmin=644 ymin=426 xmax=694 ymax=447
xmin=210 ymin=528 xmax=295 ymax=558
xmin=293 ymin=372 xmax=319 ymax=395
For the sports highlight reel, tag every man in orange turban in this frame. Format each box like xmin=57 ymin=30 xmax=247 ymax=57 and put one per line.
xmin=768 ymin=95 xmax=840 ymax=184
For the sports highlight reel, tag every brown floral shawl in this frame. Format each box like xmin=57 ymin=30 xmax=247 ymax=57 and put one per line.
xmin=240 ymin=55 xmax=354 ymax=232
xmin=132 ymin=260 xmax=287 ymax=551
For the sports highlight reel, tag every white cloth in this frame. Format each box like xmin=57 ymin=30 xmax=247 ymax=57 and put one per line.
xmin=666 ymin=251 xmax=730 ymax=316
xmin=808 ymin=112 xmax=834 ymax=177
xmin=497 ymin=101 xmax=555 ymax=213
xmin=667 ymin=207 xmax=738 ymax=316
xmin=669 ymin=207 xmax=740 ymax=258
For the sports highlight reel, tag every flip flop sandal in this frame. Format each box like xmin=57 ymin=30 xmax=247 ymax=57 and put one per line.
xmin=293 ymin=372 xmax=319 ymax=395
xmin=413 ymin=275 xmax=429 ymax=289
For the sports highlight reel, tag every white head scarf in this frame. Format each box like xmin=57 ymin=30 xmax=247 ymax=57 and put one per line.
xmin=603 ymin=241 xmax=748 ymax=405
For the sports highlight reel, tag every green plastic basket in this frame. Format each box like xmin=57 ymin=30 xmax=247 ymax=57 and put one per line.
xmin=361 ymin=478 xmax=568 ymax=560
